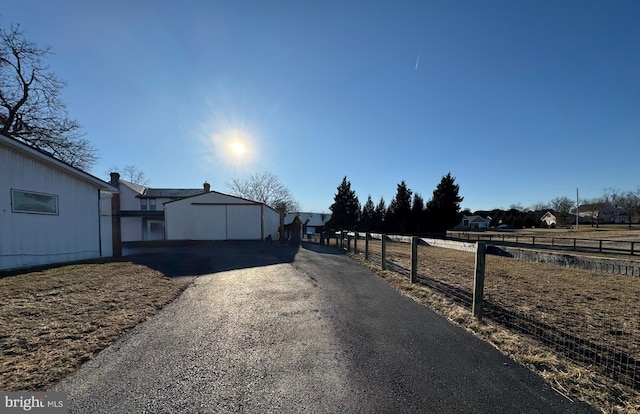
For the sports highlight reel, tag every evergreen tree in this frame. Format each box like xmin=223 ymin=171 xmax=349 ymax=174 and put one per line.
xmin=327 ymin=176 xmax=361 ymax=230
xmin=411 ymin=193 xmax=425 ymax=233
xmin=387 ymin=181 xmax=413 ymax=233
xmin=426 ymin=172 xmax=464 ymax=233
xmin=360 ymin=195 xmax=376 ymax=231
xmin=373 ymin=197 xmax=387 ymax=232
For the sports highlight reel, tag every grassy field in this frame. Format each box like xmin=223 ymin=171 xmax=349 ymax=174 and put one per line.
xmin=0 ymin=262 xmax=190 ymax=391
xmin=344 ymin=229 xmax=640 ymax=413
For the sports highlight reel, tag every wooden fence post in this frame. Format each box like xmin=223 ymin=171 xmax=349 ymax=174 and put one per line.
xmin=472 ymin=242 xmax=487 ymax=321
xmin=354 ymin=232 xmax=358 ymax=253
xmin=411 ymin=236 xmax=418 ymax=284
xmin=365 ymin=233 xmax=370 ymax=260
xmin=381 ymin=235 xmax=387 ymax=270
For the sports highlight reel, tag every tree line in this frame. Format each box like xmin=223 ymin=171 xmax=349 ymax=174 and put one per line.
xmin=327 ymin=172 xmax=464 ymax=235
xmin=469 ymin=187 xmax=640 ymax=228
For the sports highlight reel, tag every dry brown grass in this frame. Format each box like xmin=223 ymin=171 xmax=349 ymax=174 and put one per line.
xmin=0 ymin=262 xmax=190 ymax=391
xmin=346 ymin=238 xmax=640 ymax=413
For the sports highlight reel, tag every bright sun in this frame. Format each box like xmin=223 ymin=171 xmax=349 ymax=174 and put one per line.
xmin=231 ymin=141 xmax=245 ymax=156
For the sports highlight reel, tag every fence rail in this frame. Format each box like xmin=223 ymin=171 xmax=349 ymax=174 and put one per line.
xmin=447 ymin=231 xmax=637 ymax=255
xmin=328 ymin=231 xmax=640 ymax=392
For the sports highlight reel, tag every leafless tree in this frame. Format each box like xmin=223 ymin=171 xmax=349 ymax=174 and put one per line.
xmin=107 ymin=165 xmax=149 ymax=185
xmin=528 ymin=202 xmax=550 ymax=212
xmin=611 ymin=190 xmax=640 ymax=227
xmin=550 ymin=196 xmax=574 ymax=227
xmin=227 ymin=171 xmax=300 ymax=215
xmin=0 ymin=24 xmax=96 ymax=169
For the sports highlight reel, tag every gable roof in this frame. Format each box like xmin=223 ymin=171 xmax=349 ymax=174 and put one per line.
xmin=1 ymin=133 xmax=117 ymax=192
xmin=163 ymin=189 xmax=279 ymax=214
xmin=463 ymin=215 xmax=489 ymax=223
xmin=118 ymin=179 xmax=203 ymax=199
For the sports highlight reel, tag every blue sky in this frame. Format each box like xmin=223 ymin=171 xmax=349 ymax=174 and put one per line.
xmin=3 ymin=1 xmax=639 ymax=213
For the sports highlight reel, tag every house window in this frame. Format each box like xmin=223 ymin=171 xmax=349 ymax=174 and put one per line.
xmin=149 ymin=199 xmax=156 ymax=211
xmin=11 ymin=189 xmax=59 ymax=215
xmin=140 ymin=199 xmax=147 ymax=211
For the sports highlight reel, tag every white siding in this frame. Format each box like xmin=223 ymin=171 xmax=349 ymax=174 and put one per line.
xmin=121 ymin=217 xmax=143 ymax=241
xmin=165 ymin=192 xmax=280 ymax=241
xmin=0 ymin=144 xmax=107 ymax=270
xmin=119 ymin=184 xmax=142 ymax=210
xmin=263 ymin=207 xmax=281 ymax=240
xmin=227 ymin=205 xmax=261 ymax=239
xmin=100 ymin=192 xmax=113 ymax=257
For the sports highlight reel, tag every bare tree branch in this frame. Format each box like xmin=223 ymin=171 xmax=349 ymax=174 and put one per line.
xmin=227 ymin=171 xmax=299 ymax=215
xmin=0 ymin=23 xmax=96 ymax=170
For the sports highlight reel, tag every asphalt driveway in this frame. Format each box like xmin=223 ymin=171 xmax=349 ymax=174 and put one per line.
xmin=53 ymin=242 xmax=596 ymax=413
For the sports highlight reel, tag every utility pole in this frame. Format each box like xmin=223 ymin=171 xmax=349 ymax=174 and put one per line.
xmin=576 ymin=188 xmax=579 ymax=231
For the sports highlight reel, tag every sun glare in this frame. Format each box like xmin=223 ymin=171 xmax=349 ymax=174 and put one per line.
xmin=231 ymin=141 xmax=245 ymax=156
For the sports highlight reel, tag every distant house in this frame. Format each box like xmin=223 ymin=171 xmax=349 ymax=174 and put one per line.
xmin=284 ymin=212 xmax=332 ymax=237
xmin=458 ymin=215 xmax=490 ymax=230
xmin=1 ymin=133 xmax=117 ymax=271
xmin=576 ymin=202 xmax=626 ymax=224
xmin=109 ymin=172 xmax=206 ymax=241
xmin=540 ymin=211 xmax=556 ymax=227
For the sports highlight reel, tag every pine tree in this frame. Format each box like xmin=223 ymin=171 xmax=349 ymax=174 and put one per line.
xmin=373 ymin=197 xmax=387 ymax=232
xmin=426 ymin=172 xmax=464 ymax=233
xmin=360 ymin=195 xmax=376 ymax=232
xmin=387 ymin=181 xmax=413 ymax=233
xmin=411 ymin=193 xmax=425 ymax=233
xmin=327 ymin=176 xmax=361 ymax=230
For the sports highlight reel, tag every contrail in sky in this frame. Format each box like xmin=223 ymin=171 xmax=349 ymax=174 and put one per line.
xmin=415 ymin=52 xmax=420 ymax=70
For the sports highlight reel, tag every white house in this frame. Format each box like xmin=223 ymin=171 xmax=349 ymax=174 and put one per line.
xmin=164 ymin=190 xmax=280 ymax=241
xmin=109 ymin=173 xmax=205 ymax=241
xmin=540 ymin=211 xmax=557 ymax=227
xmin=576 ymin=202 xmax=626 ymax=224
xmin=459 ymin=215 xmax=490 ymax=230
xmin=0 ymin=133 xmax=117 ymax=271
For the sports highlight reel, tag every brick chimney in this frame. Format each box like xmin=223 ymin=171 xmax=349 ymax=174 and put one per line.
xmin=109 ymin=172 xmax=120 ymax=188
xmin=203 ymin=181 xmax=211 ymax=193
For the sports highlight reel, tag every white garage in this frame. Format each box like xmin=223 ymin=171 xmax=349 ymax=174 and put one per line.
xmin=164 ymin=190 xmax=281 ymax=241
xmin=0 ymin=133 xmax=117 ymax=271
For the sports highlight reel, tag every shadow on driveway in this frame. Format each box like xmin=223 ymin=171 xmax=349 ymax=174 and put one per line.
xmin=120 ymin=241 xmax=305 ymax=278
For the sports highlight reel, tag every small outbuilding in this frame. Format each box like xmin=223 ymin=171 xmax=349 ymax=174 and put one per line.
xmin=0 ymin=133 xmax=117 ymax=271
xmin=164 ymin=190 xmax=280 ymax=241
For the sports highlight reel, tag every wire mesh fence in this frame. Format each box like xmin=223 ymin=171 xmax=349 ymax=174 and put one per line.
xmin=326 ymin=232 xmax=640 ymax=391
xmin=485 ymin=254 xmax=640 ymax=390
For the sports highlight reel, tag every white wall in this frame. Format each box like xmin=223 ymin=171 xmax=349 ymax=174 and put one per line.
xmin=119 ymin=184 xmax=142 ymax=210
xmin=263 ymin=207 xmax=281 ymax=240
xmin=0 ymin=143 xmax=108 ymax=270
xmin=227 ymin=205 xmax=261 ymax=240
xmin=100 ymin=192 xmax=113 ymax=257
xmin=165 ymin=192 xmax=278 ymax=241
xmin=121 ymin=217 xmax=143 ymax=242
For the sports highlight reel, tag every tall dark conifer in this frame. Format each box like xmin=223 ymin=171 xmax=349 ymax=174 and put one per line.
xmin=387 ymin=181 xmax=413 ymax=233
xmin=426 ymin=172 xmax=464 ymax=232
xmin=360 ymin=195 xmax=376 ymax=232
xmin=327 ymin=176 xmax=361 ymax=230
xmin=411 ymin=193 xmax=425 ymax=233
xmin=373 ymin=197 xmax=387 ymax=232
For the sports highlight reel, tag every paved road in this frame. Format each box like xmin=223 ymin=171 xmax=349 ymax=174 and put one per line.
xmin=54 ymin=242 xmax=596 ymax=413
